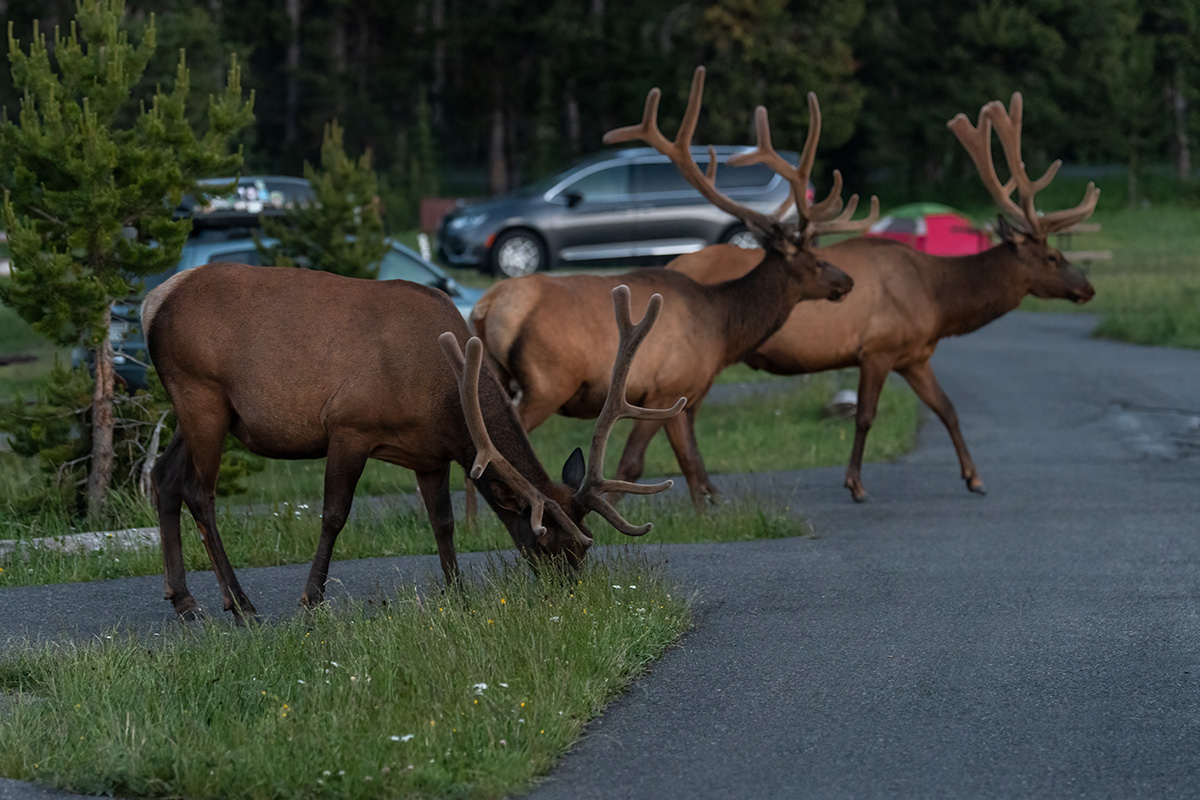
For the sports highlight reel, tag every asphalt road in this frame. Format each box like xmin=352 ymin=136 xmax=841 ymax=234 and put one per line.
xmin=2 ymin=312 xmax=1199 ymax=799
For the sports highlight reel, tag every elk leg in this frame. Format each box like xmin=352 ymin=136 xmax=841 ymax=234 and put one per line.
xmin=178 ymin=415 xmax=257 ymax=620
xmin=662 ymin=409 xmax=719 ymax=509
xmin=152 ymin=431 xmax=200 ymax=619
xmin=464 ymin=477 xmax=478 ymax=521
xmin=610 ymin=418 xmax=667 ymax=502
xmin=844 ymin=359 xmax=892 ymax=503
xmin=301 ymin=442 xmax=370 ymax=607
xmin=900 ymin=360 xmax=985 ymax=495
xmin=417 ymin=466 xmax=458 ymax=584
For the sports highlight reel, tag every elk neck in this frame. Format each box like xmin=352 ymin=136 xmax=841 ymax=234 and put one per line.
xmin=459 ymin=371 xmax=555 ymax=496
xmin=930 ymin=244 xmax=1031 ymax=338
xmin=705 ymin=248 xmax=803 ymax=365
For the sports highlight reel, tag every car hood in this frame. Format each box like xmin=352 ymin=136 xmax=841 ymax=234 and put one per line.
xmin=451 ymin=285 xmax=485 ymax=318
xmin=443 ymin=194 xmax=540 ymax=225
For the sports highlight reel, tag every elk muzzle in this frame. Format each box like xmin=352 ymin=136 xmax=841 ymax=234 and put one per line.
xmin=822 ymin=261 xmax=855 ymax=302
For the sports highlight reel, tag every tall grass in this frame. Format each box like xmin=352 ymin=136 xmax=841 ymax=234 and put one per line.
xmin=0 ymin=557 xmax=691 ymax=800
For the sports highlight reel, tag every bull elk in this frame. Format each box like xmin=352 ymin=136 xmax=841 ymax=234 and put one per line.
xmin=471 ymin=66 xmax=877 ymax=508
xmin=618 ymin=92 xmax=1098 ymax=502
xmin=143 ymin=263 xmax=681 ymax=621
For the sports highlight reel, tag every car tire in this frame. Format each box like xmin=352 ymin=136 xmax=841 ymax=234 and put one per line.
xmin=721 ymin=225 xmax=761 ymax=250
xmin=491 ymin=230 xmax=547 ymax=278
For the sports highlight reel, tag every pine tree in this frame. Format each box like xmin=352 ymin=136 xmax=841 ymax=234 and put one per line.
xmin=0 ymin=0 xmax=254 ymax=519
xmin=258 ymin=120 xmax=389 ymax=279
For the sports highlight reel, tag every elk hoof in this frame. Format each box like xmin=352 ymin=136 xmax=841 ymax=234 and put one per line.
xmin=171 ymin=596 xmax=202 ymax=620
xmin=845 ymin=477 xmax=869 ymax=503
xmin=967 ymin=477 xmax=987 ymax=495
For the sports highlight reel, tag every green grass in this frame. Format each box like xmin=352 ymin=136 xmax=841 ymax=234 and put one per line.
xmin=0 ymin=557 xmax=691 ymax=800
xmin=218 ymin=373 xmax=916 ymax=507
xmin=0 ymin=494 xmax=804 ymax=589
xmin=1013 ymin=206 xmax=1200 ymax=349
xmin=0 ymin=305 xmax=70 ymax=396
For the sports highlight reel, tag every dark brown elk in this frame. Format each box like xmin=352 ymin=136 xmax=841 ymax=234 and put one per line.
xmin=143 ymin=263 xmax=681 ymax=621
xmin=471 ymin=66 xmax=876 ymax=508
xmin=615 ymin=92 xmax=1098 ymax=502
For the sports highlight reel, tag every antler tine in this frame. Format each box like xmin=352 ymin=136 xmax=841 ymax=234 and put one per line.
xmin=603 ymin=66 xmax=778 ymax=236
xmin=1039 ymin=181 xmax=1100 ymax=233
xmin=602 ymin=87 xmax=669 ymax=150
xmin=947 ymin=105 xmax=1026 ymax=227
xmin=810 ymin=194 xmax=881 ymax=237
xmin=439 ymin=332 xmax=591 ymax=547
xmin=575 ymin=286 xmax=686 ymax=537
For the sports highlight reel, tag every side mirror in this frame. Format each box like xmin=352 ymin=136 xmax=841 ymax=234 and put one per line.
xmin=564 ymin=191 xmax=584 ymax=208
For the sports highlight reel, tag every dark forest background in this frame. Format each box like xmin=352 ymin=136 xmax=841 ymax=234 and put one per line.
xmin=3 ymin=0 xmax=1198 ymax=224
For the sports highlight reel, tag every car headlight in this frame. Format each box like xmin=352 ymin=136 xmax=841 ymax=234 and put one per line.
xmin=446 ymin=212 xmax=487 ymax=231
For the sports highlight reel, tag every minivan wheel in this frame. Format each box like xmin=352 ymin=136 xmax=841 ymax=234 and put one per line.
xmin=722 ymin=225 xmax=761 ymax=250
xmin=491 ymin=230 xmax=546 ymax=277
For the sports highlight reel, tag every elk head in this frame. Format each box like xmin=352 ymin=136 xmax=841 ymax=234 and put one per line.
xmin=602 ymin=66 xmax=875 ymax=306
xmin=440 ymin=285 xmax=685 ymax=570
xmin=949 ymin=92 xmax=1098 ymax=305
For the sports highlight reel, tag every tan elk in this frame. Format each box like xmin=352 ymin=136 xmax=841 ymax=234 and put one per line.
xmin=471 ymin=66 xmax=876 ymax=508
xmin=143 ymin=262 xmax=681 ymax=621
xmin=615 ymin=92 xmax=1098 ymax=502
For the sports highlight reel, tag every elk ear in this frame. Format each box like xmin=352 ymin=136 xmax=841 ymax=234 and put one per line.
xmin=760 ymin=223 xmax=795 ymax=254
xmin=562 ymin=447 xmax=586 ymax=490
xmin=995 ymin=214 xmax=1028 ymax=245
xmin=489 ymin=479 xmax=524 ymax=513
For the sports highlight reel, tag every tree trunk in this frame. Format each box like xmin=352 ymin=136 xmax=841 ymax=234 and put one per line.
xmin=1127 ymin=143 xmax=1139 ymax=208
xmin=488 ymin=79 xmax=507 ymax=195
xmin=331 ymin=5 xmax=347 ymax=120
xmin=285 ymin=0 xmax=302 ymax=148
xmin=565 ymin=77 xmax=581 ymax=154
xmin=1170 ymin=60 xmax=1190 ymax=181
xmin=432 ymin=0 xmax=446 ymax=126
xmin=87 ymin=308 xmax=116 ymax=520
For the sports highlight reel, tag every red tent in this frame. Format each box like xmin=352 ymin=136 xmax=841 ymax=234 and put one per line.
xmin=865 ymin=202 xmax=992 ymax=256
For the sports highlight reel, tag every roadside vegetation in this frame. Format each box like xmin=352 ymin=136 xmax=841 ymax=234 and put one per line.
xmin=1064 ymin=207 xmax=1200 ymax=350
xmin=0 ymin=556 xmax=691 ymax=800
xmin=0 ymin=493 xmax=801 ymax=589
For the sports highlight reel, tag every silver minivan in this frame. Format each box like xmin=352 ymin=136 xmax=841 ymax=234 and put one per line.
xmin=437 ymin=146 xmax=801 ymax=277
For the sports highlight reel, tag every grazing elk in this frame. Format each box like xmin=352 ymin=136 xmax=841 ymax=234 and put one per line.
xmin=143 ymin=263 xmax=681 ymax=621
xmin=617 ymin=92 xmax=1098 ymax=502
xmin=471 ymin=66 xmax=876 ymax=508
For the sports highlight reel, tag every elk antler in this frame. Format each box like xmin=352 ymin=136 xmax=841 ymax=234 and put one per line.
xmin=728 ymin=94 xmax=879 ymax=237
xmin=603 ymin=66 xmax=798 ymax=238
xmin=948 ymin=92 xmax=1099 ymax=238
xmin=439 ymin=332 xmax=593 ymax=548
xmin=574 ymin=286 xmax=687 ymax=536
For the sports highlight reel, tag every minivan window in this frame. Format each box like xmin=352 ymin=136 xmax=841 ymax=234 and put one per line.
xmin=561 ymin=165 xmax=631 ymax=200
xmin=715 ymin=162 xmax=775 ymax=189
xmin=632 ymin=161 xmax=775 ymax=195
xmin=632 ymin=161 xmax=710 ymax=195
